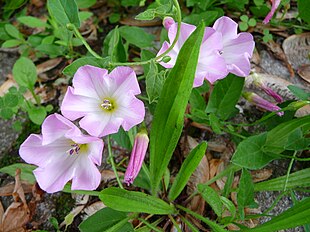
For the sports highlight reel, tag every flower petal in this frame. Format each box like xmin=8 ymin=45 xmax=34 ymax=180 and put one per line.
xmin=61 ymin=87 xmax=101 ymax=121
xmin=33 ymin=154 xmax=78 ymax=193
xmin=109 ymin=66 xmax=141 ymax=97
xmin=116 ymin=96 xmax=145 ymax=131
xmin=158 ymin=41 xmax=175 ymax=68
xmin=71 ymin=155 xmax=101 ymax=191
xmin=213 ymin=16 xmax=238 ymax=43
xmin=41 ymin=113 xmax=81 ymax=145
xmin=263 ymin=0 xmax=281 ymax=24
xmin=72 ymin=65 xmax=109 ymax=99
xmin=223 ymin=32 xmax=255 ymax=58
xmin=225 ymin=53 xmax=251 ymax=77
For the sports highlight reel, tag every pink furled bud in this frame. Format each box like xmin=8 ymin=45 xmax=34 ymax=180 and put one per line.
xmin=163 ymin=17 xmax=175 ymax=30
xmin=263 ymin=0 xmax=281 ymax=24
xmin=124 ymin=131 xmax=149 ymax=186
xmin=243 ymin=92 xmax=284 ymax=116
xmin=252 ymin=74 xmax=283 ymax=103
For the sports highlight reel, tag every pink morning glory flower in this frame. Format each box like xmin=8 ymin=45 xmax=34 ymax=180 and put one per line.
xmin=263 ymin=0 xmax=281 ymax=24
xmin=157 ymin=17 xmax=228 ymax=86
xmin=213 ymin=16 xmax=255 ymax=77
xmin=61 ymin=65 xmax=145 ymax=137
xmin=157 ymin=16 xmax=255 ymax=86
xmin=124 ymin=131 xmax=149 ymax=186
xmin=19 ymin=113 xmax=104 ymax=193
xmin=243 ymin=92 xmax=284 ymax=116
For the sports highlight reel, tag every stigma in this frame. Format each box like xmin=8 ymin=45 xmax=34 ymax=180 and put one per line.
xmin=101 ymin=99 xmax=114 ymax=111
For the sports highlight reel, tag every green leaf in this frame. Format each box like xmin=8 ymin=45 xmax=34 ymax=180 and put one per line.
xmin=119 ymin=26 xmax=154 ymax=48
xmin=254 ymin=168 xmax=310 ymax=191
xmin=220 ymin=196 xmax=236 ymax=223
xmin=0 ymin=107 xmax=14 ymax=119
xmin=239 ymin=22 xmax=248 ymax=31
xmin=12 ymin=121 xmax=23 ymax=131
xmin=198 ymin=184 xmax=223 ymax=217
xmin=108 ymin=28 xmax=127 ymax=62
xmin=47 ymin=0 xmax=80 ymax=28
xmin=265 ymin=115 xmax=310 ymax=153
xmin=285 ymin=128 xmax=310 ymax=150
xmin=27 ymin=106 xmax=47 ymax=125
xmin=1 ymin=39 xmax=22 ymax=48
xmin=298 ymin=0 xmax=310 ymax=23
xmin=287 ymin=85 xmax=310 ymax=100
xmin=108 ymin=13 xmax=121 ymax=24
xmin=237 ymin=169 xmax=254 ymax=220
xmin=79 ymin=207 xmax=127 ymax=232
xmin=0 ymin=163 xmax=36 ymax=184
xmin=12 ymin=57 xmax=37 ymax=89
xmin=189 ymin=88 xmax=206 ymax=111
xmin=145 ymin=61 xmax=164 ymax=104
xmin=5 ymin=24 xmax=23 ymax=39
xmin=231 ymin=133 xmax=275 ymax=170
xmin=17 ymin=16 xmax=48 ymax=28
xmin=168 ymin=142 xmax=207 ymax=201
xmin=79 ymin=11 xmax=93 ymax=22
xmin=183 ymin=11 xmax=219 ymax=26
xmin=76 ymin=0 xmax=96 ymax=8
xmin=4 ymin=93 xmax=19 ymax=107
xmin=240 ymin=15 xmax=249 ymax=22
xmin=209 ymin=113 xmax=222 ymax=134
xmin=206 ymin=74 xmax=244 ymax=120
xmin=36 ymin=44 xmax=64 ymax=57
xmin=62 ymin=57 xmax=110 ymax=76
xmin=99 ymin=187 xmax=175 ymax=215
xmin=242 ymin=198 xmax=310 ymax=232
xmin=248 ymin=18 xmax=257 ymax=27
xmin=111 ymin=127 xmax=132 ymax=150
xmin=105 ymin=219 xmax=134 ymax=232
xmin=149 ymin=22 xmax=205 ymax=194
xmin=135 ymin=9 xmax=156 ymax=20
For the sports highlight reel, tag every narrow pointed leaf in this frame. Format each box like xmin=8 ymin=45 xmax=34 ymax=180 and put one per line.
xmin=99 ymin=187 xmax=175 ymax=215
xmin=242 ymin=198 xmax=310 ymax=232
xmin=254 ymin=168 xmax=310 ymax=191
xmin=168 ymin=142 xmax=207 ymax=201
xmin=149 ymin=22 xmax=205 ymax=195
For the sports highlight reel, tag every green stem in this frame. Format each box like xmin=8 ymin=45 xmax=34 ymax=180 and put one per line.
xmin=168 ymin=215 xmax=182 ymax=232
xmin=70 ymin=24 xmax=102 ymax=59
xmin=107 ymin=135 xmax=124 ymax=189
xmin=283 ymin=151 xmax=298 ymax=191
xmin=29 ymin=88 xmax=41 ymax=106
xmin=138 ymin=217 xmax=163 ymax=232
xmin=109 ymin=0 xmax=182 ymax=67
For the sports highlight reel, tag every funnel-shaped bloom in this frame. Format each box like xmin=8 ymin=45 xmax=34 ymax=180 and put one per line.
xmin=213 ymin=16 xmax=255 ymax=77
xmin=157 ymin=16 xmax=255 ymax=86
xmin=19 ymin=114 xmax=104 ymax=193
xmin=124 ymin=131 xmax=149 ymax=185
xmin=157 ymin=18 xmax=228 ymax=86
xmin=61 ymin=65 xmax=145 ymax=137
xmin=263 ymin=0 xmax=281 ymax=24
xmin=243 ymin=92 xmax=284 ymax=116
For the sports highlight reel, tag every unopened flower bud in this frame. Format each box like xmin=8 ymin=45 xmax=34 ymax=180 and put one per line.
xmin=163 ymin=17 xmax=175 ymax=30
xmin=124 ymin=131 xmax=149 ymax=186
xmin=252 ymin=74 xmax=283 ymax=103
xmin=66 ymin=23 xmax=74 ymax=31
xmin=243 ymin=92 xmax=284 ymax=116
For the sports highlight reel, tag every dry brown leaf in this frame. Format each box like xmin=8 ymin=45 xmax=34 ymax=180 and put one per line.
xmin=36 ymin=58 xmax=63 ymax=75
xmin=83 ymin=201 xmax=105 ymax=218
xmin=0 ymin=202 xmax=4 ymax=223
xmin=101 ymin=170 xmax=124 ymax=183
xmin=251 ymin=169 xmax=273 ymax=183
xmin=298 ymin=64 xmax=310 ymax=83
xmin=283 ymin=33 xmax=310 ymax=70
xmin=0 ymin=78 xmax=17 ymax=97
xmin=0 ymin=181 xmax=33 ymax=197
xmin=0 ymin=169 xmax=30 ymax=232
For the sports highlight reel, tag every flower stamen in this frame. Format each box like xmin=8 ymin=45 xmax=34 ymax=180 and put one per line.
xmin=101 ymin=99 xmax=114 ymax=111
xmin=67 ymin=143 xmax=80 ymax=155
